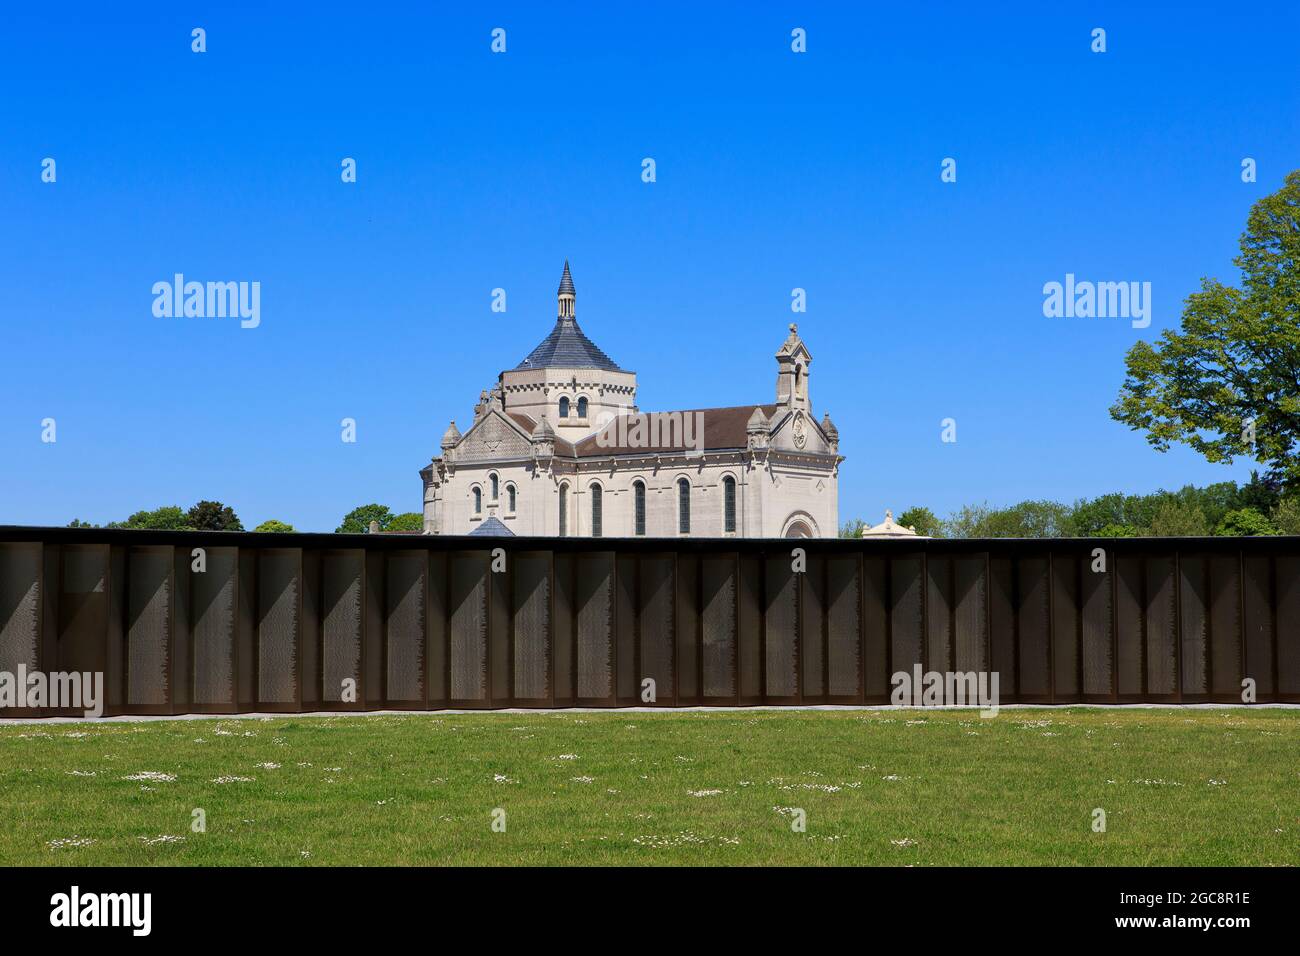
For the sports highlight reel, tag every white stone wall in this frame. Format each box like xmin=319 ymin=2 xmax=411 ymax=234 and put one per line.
xmin=426 ymin=451 xmax=838 ymax=539
xmin=499 ymin=366 xmax=638 ymax=444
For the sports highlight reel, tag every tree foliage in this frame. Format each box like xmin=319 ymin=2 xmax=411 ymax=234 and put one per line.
xmin=893 ymin=477 xmax=1298 ymax=540
xmin=337 ymin=504 xmax=396 ymax=534
xmin=1213 ymin=507 xmax=1277 ymax=537
xmin=942 ymin=500 xmax=1074 ymax=538
xmin=186 ymin=500 xmax=244 ymax=531
xmin=897 ymin=506 xmax=942 ymax=537
xmin=387 ymin=512 xmax=425 ymax=532
xmin=253 ymin=519 xmax=296 ymax=533
xmin=107 ymin=506 xmax=191 ymax=530
xmin=1111 ymin=171 xmax=1300 ymax=487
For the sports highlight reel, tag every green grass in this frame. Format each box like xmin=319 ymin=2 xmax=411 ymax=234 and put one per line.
xmin=1 ymin=708 xmax=1297 ymax=865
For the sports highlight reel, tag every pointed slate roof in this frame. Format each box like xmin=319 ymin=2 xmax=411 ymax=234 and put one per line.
xmin=515 ymin=261 xmax=624 ymax=371
xmin=469 ymin=516 xmax=515 ymax=536
xmin=515 ymin=318 xmax=624 ymax=371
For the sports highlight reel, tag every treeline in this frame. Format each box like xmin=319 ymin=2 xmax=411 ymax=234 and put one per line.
xmin=843 ymin=476 xmax=1300 ymax=538
xmin=67 ymin=502 xmax=423 ymax=534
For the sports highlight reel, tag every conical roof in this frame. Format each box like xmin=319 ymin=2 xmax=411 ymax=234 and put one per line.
xmin=516 ymin=318 xmax=623 ymax=371
xmin=516 ymin=262 xmax=623 ymax=370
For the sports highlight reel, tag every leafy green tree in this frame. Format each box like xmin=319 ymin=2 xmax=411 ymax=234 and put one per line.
xmin=108 ymin=506 xmax=191 ymax=530
xmin=897 ymin=506 xmax=942 ymax=537
xmin=1111 ymin=171 xmax=1300 ymax=487
xmin=941 ymin=504 xmax=993 ymax=538
xmin=253 ymin=519 xmax=296 ymax=533
xmin=838 ymin=518 xmax=866 ymax=538
xmin=943 ymin=500 xmax=1073 ymax=538
xmin=186 ymin=500 xmax=243 ymax=531
xmin=1067 ymin=493 xmax=1156 ymax=536
xmin=1272 ymin=497 xmax=1300 ymax=535
xmin=1094 ymin=523 xmax=1142 ymax=538
xmin=1148 ymin=499 xmax=1210 ymax=537
xmin=1234 ymin=471 xmax=1282 ymax=514
xmin=66 ymin=518 xmax=98 ymax=528
xmin=1213 ymin=507 xmax=1277 ymax=537
xmin=387 ymin=512 xmax=424 ymax=532
xmin=337 ymin=504 xmax=395 ymax=534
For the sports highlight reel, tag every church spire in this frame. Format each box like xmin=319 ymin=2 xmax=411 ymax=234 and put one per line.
xmin=557 ymin=260 xmax=575 ymax=320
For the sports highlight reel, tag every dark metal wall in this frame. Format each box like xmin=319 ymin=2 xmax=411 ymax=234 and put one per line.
xmin=1 ymin=527 xmax=1297 ymax=716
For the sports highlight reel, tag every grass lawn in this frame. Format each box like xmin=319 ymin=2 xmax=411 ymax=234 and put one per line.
xmin=1 ymin=708 xmax=1296 ymax=866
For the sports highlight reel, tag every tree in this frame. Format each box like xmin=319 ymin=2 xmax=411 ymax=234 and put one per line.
xmin=897 ymin=506 xmax=942 ymax=537
xmin=838 ymin=518 xmax=866 ymax=538
xmin=942 ymin=504 xmax=993 ymax=538
xmin=186 ymin=500 xmax=243 ymax=531
xmin=253 ymin=520 xmax=296 ymax=533
xmin=943 ymin=500 xmax=1073 ymax=538
xmin=108 ymin=506 xmax=191 ymax=530
xmin=1094 ymin=523 xmax=1142 ymax=537
xmin=1213 ymin=507 xmax=1277 ymax=537
xmin=387 ymin=512 xmax=424 ymax=532
xmin=337 ymin=504 xmax=395 ymax=534
xmin=1148 ymin=499 xmax=1209 ymax=537
xmin=1111 ymin=171 xmax=1300 ymax=487
xmin=1068 ymin=493 xmax=1152 ymax=536
xmin=66 ymin=518 xmax=98 ymax=528
xmin=1272 ymin=497 xmax=1300 ymax=535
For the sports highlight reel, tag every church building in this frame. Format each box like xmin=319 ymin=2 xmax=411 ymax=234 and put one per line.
xmin=420 ymin=263 xmax=842 ymax=538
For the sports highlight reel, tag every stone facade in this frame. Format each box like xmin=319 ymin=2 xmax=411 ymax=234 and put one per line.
xmin=420 ymin=264 xmax=843 ymax=538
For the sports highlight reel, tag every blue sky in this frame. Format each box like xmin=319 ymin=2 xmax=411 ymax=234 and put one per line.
xmin=3 ymin=2 xmax=1298 ymax=531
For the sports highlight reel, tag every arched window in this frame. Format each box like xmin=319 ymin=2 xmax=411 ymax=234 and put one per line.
xmin=559 ymin=397 xmax=570 ymax=419
xmin=507 ymin=485 xmax=516 ymax=512
xmin=633 ymin=480 xmax=646 ymax=536
xmin=489 ymin=473 xmax=499 ymax=500
xmin=678 ymin=478 xmax=690 ymax=534
xmin=723 ymin=476 xmax=736 ymax=533
xmin=590 ymin=484 xmax=602 ymax=537
xmin=558 ymin=484 xmax=568 ymax=536
xmin=472 ymin=487 xmax=482 ymax=515
xmin=577 ymin=396 xmax=589 ymax=418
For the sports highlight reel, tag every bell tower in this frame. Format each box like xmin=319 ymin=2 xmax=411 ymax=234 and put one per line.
xmin=775 ymin=323 xmax=812 ymax=411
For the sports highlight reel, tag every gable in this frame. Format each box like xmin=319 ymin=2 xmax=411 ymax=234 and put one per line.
xmin=768 ymin=408 xmax=830 ymax=454
xmin=454 ymin=412 xmax=533 ymax=461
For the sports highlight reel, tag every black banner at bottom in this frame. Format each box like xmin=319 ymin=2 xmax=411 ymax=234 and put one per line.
xmin=0 ymin=866 xmax=1284 ymax=943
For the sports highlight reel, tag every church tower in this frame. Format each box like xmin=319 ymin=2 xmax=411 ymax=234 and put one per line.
xmin=497 ymin=261 xmax=639 ymax=442
xmin=774 ymin=323 xmax=813 ymax=411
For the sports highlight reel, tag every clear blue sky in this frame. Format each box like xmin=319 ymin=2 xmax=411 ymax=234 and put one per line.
xmin=3 ymin=2 xmax=1298 ymax=531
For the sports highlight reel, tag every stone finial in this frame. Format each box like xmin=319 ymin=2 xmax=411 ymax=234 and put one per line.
xmin=821 ymin=411 xmax=838 ymax=441
xmin=441 ymin=420 xmax=462 ymax=449
xmin=367 ymin=519 xmax=380 ymax=534
xmin=557 ymin=260 xmax=576 ymax=318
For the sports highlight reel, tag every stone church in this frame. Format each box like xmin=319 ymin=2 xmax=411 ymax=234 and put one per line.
xmin=420 ymin=263 xmax=842 ymax=538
